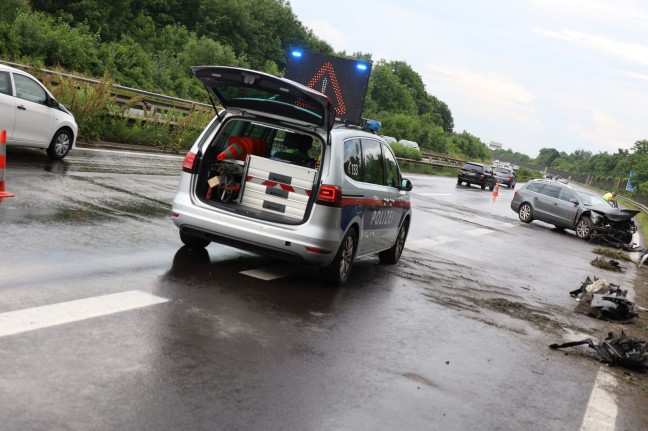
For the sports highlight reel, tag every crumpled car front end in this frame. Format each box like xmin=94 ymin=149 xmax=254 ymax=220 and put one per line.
xmin=588 ymin=209 xmax=640 ymax=248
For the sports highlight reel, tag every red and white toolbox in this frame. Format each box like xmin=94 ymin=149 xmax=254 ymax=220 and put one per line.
xmin=239 ymin=155 xmax=317 ymax=221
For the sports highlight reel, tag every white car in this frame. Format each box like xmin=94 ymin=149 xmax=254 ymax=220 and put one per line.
xmin=171 ymin=66 xmax=413 ymax=285
xmin=0 ymin=64 xmax=77 ymax=159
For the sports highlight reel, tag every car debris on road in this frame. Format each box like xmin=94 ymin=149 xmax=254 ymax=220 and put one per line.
xmin=550 ymin=331 xmax=648 ymax=373
xmin=570 ymin=276 xmax=637 ymax=323
xmin=590 ymin=256 xmax=624 ymax=272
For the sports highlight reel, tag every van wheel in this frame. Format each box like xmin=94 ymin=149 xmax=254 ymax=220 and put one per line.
xmin=379 ymin=220 xmax=409 ymax=264
xmin=321 ymin=229 xmax=357 ymax=286
xmin=46 ymin=129 xmax=72 ymax=160
xmin=180 ymin=230 xmax=211 ymax=249
xmin=518 ymin=203 xmax=533 ymax=223
xmin=576 ymin=217 xmax=592 ymax=240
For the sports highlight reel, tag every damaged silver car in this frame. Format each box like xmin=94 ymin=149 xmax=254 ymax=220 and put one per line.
xmin=511 ymin=180 xmax=638 ymax=247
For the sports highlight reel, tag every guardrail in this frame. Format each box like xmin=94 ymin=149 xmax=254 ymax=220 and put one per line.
xmin=420 ymin=151 xmax=466 ymax=168
xmin=0 ymin=60 xmax=214 ymax=119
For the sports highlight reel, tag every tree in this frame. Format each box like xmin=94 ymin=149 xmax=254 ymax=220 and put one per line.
xmin=0 ymin=0 xmax=30 ymax=23
xmin=447 ymin=131 xmax=490 ymax=160
xmin=535 ymin=147 xmax=560 ymax=167
xmin=632 ymin=139 xmax=648 ymax=154
xmin=364 ymin=61 xmax=417 ymax=116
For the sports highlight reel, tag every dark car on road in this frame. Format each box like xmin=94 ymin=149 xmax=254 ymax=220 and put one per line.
xmin=493 ymin=166 xmax=516 ymax=189
xmin=457 ymin=162 xmax=496 ymax=190
xmin=511 ymin=180 xmax=638 ymax=245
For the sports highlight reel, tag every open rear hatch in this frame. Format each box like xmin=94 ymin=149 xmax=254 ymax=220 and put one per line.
xmin=192 ymin=66 xmax=335 ymax=132
xmin=190 ymin=67 xmax=333 ymax=225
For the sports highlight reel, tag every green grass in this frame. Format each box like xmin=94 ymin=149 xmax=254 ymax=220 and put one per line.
xmin=592 ymin=247 xmax=632 ymax=261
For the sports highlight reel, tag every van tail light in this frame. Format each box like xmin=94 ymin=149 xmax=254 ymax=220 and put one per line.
xmin=182 ymin=152 xmax=197 ymax=173
xmin=514 ymin=190 xmax=519 ymax=196
xmin=316 ymin=185 xmax=342 ymax=207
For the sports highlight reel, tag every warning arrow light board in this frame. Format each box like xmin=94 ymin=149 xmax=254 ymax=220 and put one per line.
xmin=286 ymin=50 xmax=371 ymax=125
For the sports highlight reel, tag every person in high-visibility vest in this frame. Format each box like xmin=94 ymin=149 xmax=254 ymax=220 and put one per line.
xmin=603 ymin=191 xmax=617 ymax=205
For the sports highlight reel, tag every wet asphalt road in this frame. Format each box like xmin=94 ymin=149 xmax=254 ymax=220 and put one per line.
xmin=0 ymin=146 xmax=646 ymax=431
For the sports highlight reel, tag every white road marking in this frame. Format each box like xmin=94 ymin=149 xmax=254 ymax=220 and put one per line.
xmin=0 ymin=290 xmax=169 ymax=337
xmin=418 ymin=193 xmax=453 ymax=196
xmin=501 ymin=222 xmax=519 ymax=228
xmin=580 ymin=368 xmax=618 ymax=431
xmin=465 ymin=228 xmax=493 ymax=236
xmin=240 ymin=264 xmax=307 ymax=281
xmin=406 ymin=235 xmax=455 ymax=250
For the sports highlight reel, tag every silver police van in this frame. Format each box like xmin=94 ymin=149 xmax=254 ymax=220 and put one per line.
xmin=171 ymin=66 xmax=413 ymax=285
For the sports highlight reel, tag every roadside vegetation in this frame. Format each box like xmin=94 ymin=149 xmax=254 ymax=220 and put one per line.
xmin=1 ymin=0 xmax=492 ymax=159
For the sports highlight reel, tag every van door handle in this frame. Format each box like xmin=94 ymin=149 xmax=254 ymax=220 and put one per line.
xmin=17 ymin=105 xmax=26 ymax=110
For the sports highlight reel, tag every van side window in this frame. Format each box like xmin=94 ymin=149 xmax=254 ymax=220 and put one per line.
xmin=383 ymin=144 xmax=400 ymax=188
xmin=361 ymin=139 xmax=384 ymax=186
xmin=343 ymin=138 xmax=363 ymax=181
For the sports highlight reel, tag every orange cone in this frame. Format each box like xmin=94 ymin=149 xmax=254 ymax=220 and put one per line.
xmin=217 ymin=136 xmax=267 ymax=161
xmin=0 ymin=129 xmax=15 ymax=199
xmin=492 ymin=183 xmax=499 ymax=197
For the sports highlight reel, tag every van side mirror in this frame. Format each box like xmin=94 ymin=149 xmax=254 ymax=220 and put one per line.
xmin=401 ymin=178 xmax=413 ymax=191
xmin=570 ymin=198 xmax=578 ymax=205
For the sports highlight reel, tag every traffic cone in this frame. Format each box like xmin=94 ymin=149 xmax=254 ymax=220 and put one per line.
xmin=492 ymin=183 xmax=499 ymax=197
xmin=0 ymin=129 xmax=15 ymax=199
xmin=216 ymin=136 xmax=267 ymax=161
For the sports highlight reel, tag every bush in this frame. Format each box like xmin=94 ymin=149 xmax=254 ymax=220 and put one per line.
xmin=389 ymin=142 xmax=421 ymax=160
xmin=516 ymin=167 xmax=544 ymax=182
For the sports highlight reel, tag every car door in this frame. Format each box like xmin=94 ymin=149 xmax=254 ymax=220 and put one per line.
xmin=554 ymin=187 xmax=580 ymax=227
xmin=12 ymin=73 xmax=55 ymax=146
xmin=0 ymin=71 xmax=16 ymax=140
xmin=352 ymin=138 xmax=384 ymax=253
xmin=533 ymin=184 xmax=562 ymax=224
xmin=381 ymin=142 xmax=407 ymax=247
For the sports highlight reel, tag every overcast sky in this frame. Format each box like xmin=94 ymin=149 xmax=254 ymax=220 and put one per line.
xmin=288 ymin=0 xmax=648 ymax=158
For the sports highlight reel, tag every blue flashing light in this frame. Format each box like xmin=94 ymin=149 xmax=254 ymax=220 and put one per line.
xmin=356 ymin=63 xmax=368 ymax=71
xmin=291 ymin=50 xmax=303 ymax=58
xmin=365 ymin=119 xmax=381 ymax=133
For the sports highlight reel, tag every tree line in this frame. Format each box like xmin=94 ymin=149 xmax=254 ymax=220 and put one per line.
xmin=1 ymin=0 xmax=495 ymax=161
xmin=493 ymin=140 xmax=648 ymax=196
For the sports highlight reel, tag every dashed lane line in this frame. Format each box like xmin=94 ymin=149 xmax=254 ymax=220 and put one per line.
xmin=240 ymin=264 xmax=309 ymax=280
xmin=405 ymin=235 xmax=456 ymax=251
xmin=0 ymin=290 xmax=169 ymax=338
xmin=465 ymin=228 xmax=494 ymax=236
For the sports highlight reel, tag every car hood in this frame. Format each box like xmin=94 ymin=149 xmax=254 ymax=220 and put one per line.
xmin=590 ymin=208 xmax=640 ymax=221
xmin=192 ymin=66 xmax=334 ymax=132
